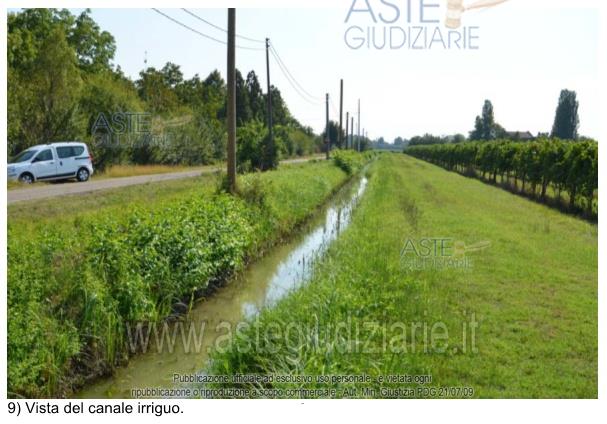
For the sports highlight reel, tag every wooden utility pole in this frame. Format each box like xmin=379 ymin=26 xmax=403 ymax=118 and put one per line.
xmin=226 ymin=8 xmax=236 ymax=192
xmin=345 ymin=111 xmax=349 ymax=150
xmin=357 ymin=99 xmax=361 ymax=152
xmin=350 ymin=116 xmax=354 ymax=151
xmin=325 ymin=93 xmax=330 ymax=159
xmin=265 ymin=37 xmax=274 ymax=170
xmin=339 ymin=79 xmax=343 ymax=148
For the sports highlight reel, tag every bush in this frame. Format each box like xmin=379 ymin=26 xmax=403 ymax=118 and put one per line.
xmin=332 ymin=150 xmax=375 ymax=175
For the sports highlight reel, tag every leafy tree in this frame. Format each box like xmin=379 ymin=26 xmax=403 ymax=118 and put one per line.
xmin=470 ymin=100 xmax=504 ymax=141
xmin=160 ymin=62 xmax=184 ymax=88
xmin=236 ymin=120 xmax=268 ymax=172
xmin=68 ymin=9 xmax=116 ymax=73
xmin=321 ymin=120 xmax=344 ymax=149
xmin=17 ymin=28 xmax=83 ymax=149
xmin=202 ymin=70 xmax=227 ymax=121
xmin=265 ymin=85 xmax=291 ymax=126
xmin=80 ymin=71 xmax=144 ymax=169
xmin=8 ymin=9 xmax=115 ymax=74
xmin=246 ymin=70 xmax=265 ymax=122
xmin=235 ymin=69 xmax=252 ymax=126
xmin=136 ymin=67 xmax=179 ymax=114
xmin=551 ymin=89 xmax=579 ymax=140
xmin=481 ymin=100 xmax=496 ymax=140
xmin=452 ymin=133 xmax=466 ymax=143
xmin=470 ymin=115 xmax=483 ymax=140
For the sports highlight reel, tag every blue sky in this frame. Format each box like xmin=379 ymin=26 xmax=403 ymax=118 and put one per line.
xmin=57 ymin=2 xmax=600 ymax=140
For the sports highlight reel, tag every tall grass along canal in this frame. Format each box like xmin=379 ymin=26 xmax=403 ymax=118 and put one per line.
xmin=8 ymin=153 xmax=373 ymax=398
xmin=78 ymin=173 xmax=368 ymax=398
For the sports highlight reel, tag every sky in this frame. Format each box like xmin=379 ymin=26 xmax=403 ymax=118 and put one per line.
xmin=61 ymin=1 xmax=599 ymax=142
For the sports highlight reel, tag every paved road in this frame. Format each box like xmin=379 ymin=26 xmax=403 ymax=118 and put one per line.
xmin=8 ymin=157 xmax=318 ymax=204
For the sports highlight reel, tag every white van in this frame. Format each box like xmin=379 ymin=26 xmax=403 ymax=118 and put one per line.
xmin=8 ymin=142 xmax=94 ymax=184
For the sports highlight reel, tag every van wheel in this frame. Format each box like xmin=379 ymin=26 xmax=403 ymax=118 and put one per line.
xmin=76 ymin=168 xmax=90 ymax=182
xmin=19 ymin=173 xmax=34 ymax=184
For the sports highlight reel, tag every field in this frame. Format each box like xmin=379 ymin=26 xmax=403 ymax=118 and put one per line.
xmin=208 ymin=154 xmax=597 ymax=398
xmin=7 ymin=157 xmax=368 ymax=398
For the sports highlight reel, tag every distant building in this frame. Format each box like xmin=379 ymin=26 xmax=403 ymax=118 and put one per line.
xmin=505 ymin=131 xmax=534 ymax=141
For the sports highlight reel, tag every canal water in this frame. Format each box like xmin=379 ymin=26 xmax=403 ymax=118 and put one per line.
xmin=78 ymin=175 xmax=368 ymax=398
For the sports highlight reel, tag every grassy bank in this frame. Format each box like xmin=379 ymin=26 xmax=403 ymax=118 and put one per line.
xmin=8 ymin=158 xmax=364 ymax=398
xmin=208 ymin=154 xmax=597 ymax=398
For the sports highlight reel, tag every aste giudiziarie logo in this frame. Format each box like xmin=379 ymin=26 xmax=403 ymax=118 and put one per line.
xmin=400 ymin=237 xmax=491 ymax=270
xmin=344 ymin=0 xmax=510 ymax=50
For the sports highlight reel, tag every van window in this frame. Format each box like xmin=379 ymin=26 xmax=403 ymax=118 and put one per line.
xmin=57 ymin=147 xmax=73 ymax=158
xmin=57 ymin=146 xmax=86 ymax=158
xmin=11 ymin=150 xmax=37 ymax=163
xmin=35 ymin=149 xmax=53 ymax=162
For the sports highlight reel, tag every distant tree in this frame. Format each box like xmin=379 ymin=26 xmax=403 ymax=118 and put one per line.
xmin=551 ymin=89 xmax=579 ymax=140
xmin=265 ymin=85 xmax=291 ymax=126
xmin=160 ymin=62 xmax=183 ymax=88
xmin=321 ymin=120 xmax=344 ymax=149
xmin=409 ymin=133 xmax=447 ymax=146
xmin=452 ymin=133 xmax=466 ymax=143
xmin=470 ymin=100 xmax=503 ymax=141
xmin=470 ymin=116 xmax=483 ymax=140
xmin=235 ymin=69 xmax=251 ymax=126
xmin=481 ymin=100 xmax=496 ymax=140
xmin=246 ymin=71 xmax=265 ymax=122
xmin=202 ymin=69 xmax=227 ymax=121
xmin=136 ymin=66 xmax=179 ymax=114
xmin=394 ymin=136 xmax=404 ymax=146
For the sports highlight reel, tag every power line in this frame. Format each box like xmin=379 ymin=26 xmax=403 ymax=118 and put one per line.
xmin=269 ymin=43 xmax=324 ymax=102
xmin=181 ymin=8 xmax=265 ymax=44
xmin=269 ymin=47 xmax=323 ymax=106
xmin=151 ymin=9 xmax=263 ymax=51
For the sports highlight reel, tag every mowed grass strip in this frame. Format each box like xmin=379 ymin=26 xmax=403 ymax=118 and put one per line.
xmin=209 ymin=154 xmax=597 ymax=398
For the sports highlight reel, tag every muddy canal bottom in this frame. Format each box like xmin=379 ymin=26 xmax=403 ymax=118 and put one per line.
xmin=78 ymin=175 xmax=368 ymax=398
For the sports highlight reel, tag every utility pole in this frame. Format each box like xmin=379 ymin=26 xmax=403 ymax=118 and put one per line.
xmin=226 ymin=8 xmax=236 ymax=193
xmin=357 ymin=99 xmax=361 ymax=152
xmin=325 ymin=93 xmax=330 ymax=160
xmin=350 ymin=116 xmax=354 ymax=151
xmin=339 ymin=79 xmax=343 ymax=148
xmin=265 ymin=37 xmax=274 ymax=170
xmin=345 ymin=111 xmax=349 ymax=150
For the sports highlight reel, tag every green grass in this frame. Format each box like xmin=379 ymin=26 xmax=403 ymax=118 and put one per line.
xmin=8 ymin=174 xmax=219 ymax=229
xmin=8 ymin=159 xmax=358 ymax=398
xmin=208 ymin=154 xmax=597 ymax=398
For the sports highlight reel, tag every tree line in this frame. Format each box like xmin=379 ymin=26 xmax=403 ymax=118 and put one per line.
xmin=405 ymin=138 xmax=598 ymax=217
xmin=400 ymin=89 xmax=582 ymax=147
xmin=8 ymin=9 xmax=323 ymax=170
